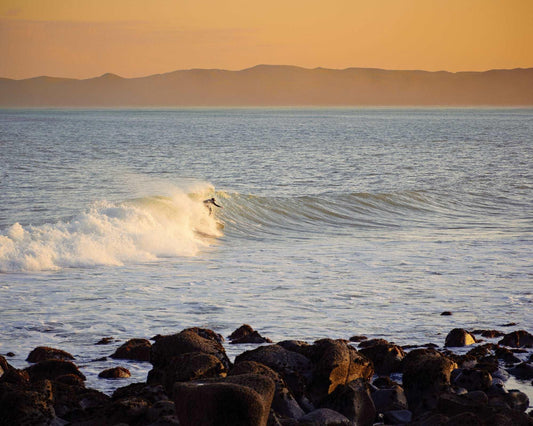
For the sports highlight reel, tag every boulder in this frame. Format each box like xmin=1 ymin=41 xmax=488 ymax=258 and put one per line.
xmin=508 ymin=362 xmax=533 ymax=380
xmin=348 ymin=335 xmax=368 ymax=343
xmin=306 ymin=339 xmax=374 ymax=404
xmin=98 ymin=366 xmax=131 ymax=379
xmin=495 ymin=346 xmax=521 ymax=363
xmin=298 ymin=408 xmax=351 ymax=425
xmin=0 ymin=382 xmax=56 ymax=425
xmin=383 ymin=409 xmax=413 ymax=424
xmin=451 ymin=368 xmax=492 ymax=391
xmin=371 ymin=385 xmax=408 ymax=413
xmin=105 ymin=396 xmax=151 ymax=425
xmin=319 ymin=378 xmax=376 ymax=425
xmin=228 ymin=324 xmax=272 ymax=344
xmin=26 ymin=346 xmax=75 ymax=363
xmin=358 ymin=341 xmax=405 ymax=375
xmin=498 ymin=330 xmax=533 ymax=348
xmin=173 ymin=374 xmax=275 ymax=426
xmin=149 ymin=352 xmax=226 ymax=394
xmin=402 ymin=348 xmax=457 ymax=414
xmin=25 ymin=359 xmax=86 ymax=382
xmin=111 ymin=338 xmax=152 ymax=361
xmin=151 ymin=329 xmax=230 ymax=370
xmin=235 ymin=344 xmax=313 ymax=400
xmin=230 ymin=360 xmax=304 ymax=420
xmin=437 ymin=392 xmax=488 ymax=418
xmin=444 ymin=328 xmax=476 ymax=347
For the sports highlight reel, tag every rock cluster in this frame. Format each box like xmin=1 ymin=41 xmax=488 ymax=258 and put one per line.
xmin=0 ymin=325 xmax=531 ymax=425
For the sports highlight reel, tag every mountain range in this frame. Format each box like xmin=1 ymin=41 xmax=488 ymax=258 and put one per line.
xmin=1 ymin=65 xmax=532 ymax=106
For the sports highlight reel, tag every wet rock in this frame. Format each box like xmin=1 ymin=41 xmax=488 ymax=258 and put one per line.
xmin=348 ymin=335 xmax=368 ymax=343
xmin=508 ymin=362 xmax=533 ymax=380
xmin=146 ymin=400 xmax=177 ymax=424
xmin=505 ymin=389 xmax=530 ymax=412
xmin=451 ymin=368 xmax=492 ymax=391
xmin=96 ymin=337 xmax=115 ymax=345
xmin=173 ymin=374 xmax=275 ymax=426
xmin=383 ymin=409 xmax=412 ymax=424
xmin=105 ymin=396 xmax=151 ymax=425
xmin=372 ymin=376 xmax=399 ymax=389
xmin=444 ymin=328 xmax=476 ymax=347
xmin=472 ymin=329 xmax=505 ymax=338
xmin=299 ymin=408 xmax=351 ymax=425
xmin=498 ymin=330 xmax=533 ymax=348
xmin=51 ymin=381 xmax=110 ymax=422
xmin=402 ymin=348 xmax=457 ymax=414
xmin=111 ymin=338 xmax=152 ymax=361
xmin=113 ymin=383 xmax=169 ymax=404
xmin=440 ymin=311 xmax=452 ymax=316
xmin=320 ymin=378 xmax=376 ymax=425
xmin=444 ymin=412 xmax=483 ymax=425
xmin=235 ymin=344 xmax=313 ymax=400
xmin=358 ymin=340 xmax=405 ymax=375
xmin=371 ymin=385 xmax=408 ymax=413
xmin=25 ymin=359 xmax=86 ymax=382
xmin=184 ymin=327 xmax=225 ymax=344
xmin=228 ymin=324 xmax=272 ymax=344
xmin=26 ymin=346 xmax=75 ymax=363
xmin=55 ymin=373 xmax=85 ymax=387
xmin=466 ymin=343 xmax=494 ymax=360
xmin=437 ymin=392 xmax=488 ymax=418
xmin=230 ymin=360 xmax=305 ymax=420
xmin=98 ymin=366 xmax=131 ymax=379
xmin=494 ymin=346 xmax=521 ymax=363
xmin=358 ymin=338 xmax=389 ymax=349
xmin=307 ymin=339 xmax=373 ymax=404
xmin=0 ymin=382 xmax=56 ymax=425
xmin=149 ymin=352 xmax=226 ymax=395
xmin=151 ymin=329 xmax=231 ymax=370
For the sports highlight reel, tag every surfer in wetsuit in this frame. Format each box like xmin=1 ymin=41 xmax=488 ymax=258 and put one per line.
xmin=203 ymin=197 xmax=222 ymax=215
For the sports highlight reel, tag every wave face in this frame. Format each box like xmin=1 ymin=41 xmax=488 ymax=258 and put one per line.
xmin=0 ymin=188 xmax=222 ymax=273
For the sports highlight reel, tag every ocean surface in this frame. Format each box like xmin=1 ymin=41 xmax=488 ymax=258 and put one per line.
xmin=0 ymin=108 xmax=532 ymax=395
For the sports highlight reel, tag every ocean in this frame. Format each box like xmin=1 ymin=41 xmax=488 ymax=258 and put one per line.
xmin=0 ymin=108 xmax=532 ymax=395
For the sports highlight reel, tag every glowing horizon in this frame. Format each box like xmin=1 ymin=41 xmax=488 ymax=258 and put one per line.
xmin=1 ymin=0 xmax=532 ymax=80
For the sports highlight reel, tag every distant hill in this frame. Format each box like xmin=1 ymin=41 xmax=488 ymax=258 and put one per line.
xmin=1 ymin=65 xmax=533 ymax=106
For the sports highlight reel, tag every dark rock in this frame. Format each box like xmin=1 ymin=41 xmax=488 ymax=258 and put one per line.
xmin=441 ymin=311 xmax=452 ymax=316
xmin=319 ymin=378 xmax=375 ymax=425
xmin=185 ymin=327 xmax=225 ymax=344
xmin=451 ymin=368 xmax=492 ymax=391
xmin=402 ymin=348 xmax=457 ymax=414
xmin=151 ymin=329 xmax=230 ymax=370
xmin=112 ymin=383 xmax=168 ymax=403
xmin=494 ymin=346 xmax=521 ymax=363
xmin=472 ymin=329 xmax=505 ymax=338
xmin=505 ymin=389 xmax=530 ymax=412
xmin=230 ymin=360 xmax=305 ymax=420
xmin=444 ymin=328 xmax=476 ymax=347
xmin=348 ymin=335 xmax=368 ymax=343
xmin=500 ymin=322 xmax=518 ymax=327
xmin=358 ymin=341 xmax=405 ymax=375
xmin=306 ymin=339 xmax=374 ymax=404
xmin=277 ymin=340 xmax=312 ymax=357
xmin=358 ymin=338 xmax=390 ymax=349
xmin=499 ymin=330 xmax=533 ymax=348
xmin=146 ymin=400 xmax=177 ymax=424
xmin=98 ymin=366 xmax=131 ymax=379
xmin=235 ymin=344 xmax=313 ymax=400
xmin=466 ymin=344 xmax=494 ymax=360
xmin=96 ymin=337 xmax=115 ymax=345
xmin=228 ymin=324 xmax=272 ymax=344
xmin=26 ymin=346 xmax=75 ymax=363
xmin=372 ymin=376 xmax=399 ymax=389
xmin=51 ymin=381 xmax=110 ymax=422
xmin=105 ymin=396 xmax=150 ymax=425
xmin=25 ymin=359 xmax=86 ymax=382
xmin=437 ymin=392 xmax=487 ymax=418
xmin=173 ymin=374 xmax=275 ymax=426
xmin=111 ymin=338 xmax=152 ymax=361
xmin=0 ymin=382 xmax=56 ymax=425
xmin=508 ymin=362 xmax=533 ymax=380
xmin=149 ymin=351 xmax=226 ymax=395
xmin=383 ymin=409 xmax=413 ymax=424
xmin=56 ymin=373 xmax=85 ymax=387
xmin=371 ymin=385 xmax=408 ymax=413
xmin=299 ymin=408 xmax=351 ymax=425
xmin=444 ymin=411 xmax=483 ymax=425
xmin=5 ymin=353 xmax=15 ymax=357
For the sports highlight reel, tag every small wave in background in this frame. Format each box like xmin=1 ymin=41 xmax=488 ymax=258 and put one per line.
xmin=0 ymin=184 xmax=223 ymax=273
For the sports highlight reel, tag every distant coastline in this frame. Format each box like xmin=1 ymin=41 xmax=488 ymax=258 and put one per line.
xmin=1 ymin=65 xmax=532 ymax=107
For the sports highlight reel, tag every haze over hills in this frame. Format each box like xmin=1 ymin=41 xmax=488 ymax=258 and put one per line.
xmin=1 ymin=65 xmax=532 ymax=107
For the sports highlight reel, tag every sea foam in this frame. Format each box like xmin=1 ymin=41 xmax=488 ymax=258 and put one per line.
xmin=0 ymin=190 xmax=222 ymax=273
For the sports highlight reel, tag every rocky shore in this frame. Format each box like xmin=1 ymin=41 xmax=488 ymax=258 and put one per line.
xmin=1 ymin=325 xmax=532 ymax=425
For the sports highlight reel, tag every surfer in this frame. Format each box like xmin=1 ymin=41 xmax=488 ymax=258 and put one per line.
xmin=203 ymin=197 xmax=222 ymax=215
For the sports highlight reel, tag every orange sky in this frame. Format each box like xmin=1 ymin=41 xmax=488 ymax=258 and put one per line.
xmin=1 ymin=0 xmax=532 ymax=79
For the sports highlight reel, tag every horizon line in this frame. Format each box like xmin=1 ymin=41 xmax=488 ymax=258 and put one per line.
xmin=3 ymin=64 xmax=533 ymax=82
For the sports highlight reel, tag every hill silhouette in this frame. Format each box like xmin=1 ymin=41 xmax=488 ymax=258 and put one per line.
xmin=1 ymin=65 xmax=532 ymax=106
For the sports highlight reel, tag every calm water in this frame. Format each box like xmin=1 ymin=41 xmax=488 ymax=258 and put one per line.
xmin=0 ymin=108 xmax=532 ymax=394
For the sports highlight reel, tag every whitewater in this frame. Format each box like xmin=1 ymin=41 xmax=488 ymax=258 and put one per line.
xmin=0 ymin=108 xmax=531 ymax=394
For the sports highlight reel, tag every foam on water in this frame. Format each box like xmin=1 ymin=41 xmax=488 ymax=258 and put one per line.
xmin=0 ymin=186 xmax=223 ymax=273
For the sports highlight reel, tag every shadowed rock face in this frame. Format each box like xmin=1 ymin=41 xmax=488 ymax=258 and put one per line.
xmin=1 ymin=66 xmax=532 ymax=107
xmin=111 ymin=338 xmax=152 ymax=361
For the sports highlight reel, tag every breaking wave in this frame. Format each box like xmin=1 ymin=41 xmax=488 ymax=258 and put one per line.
xmin=0 ymin=187 xmax=223 ymax=273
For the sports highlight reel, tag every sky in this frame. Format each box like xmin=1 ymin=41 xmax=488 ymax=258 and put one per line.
xmin=1 ymin=0 xmax=532 ymax=79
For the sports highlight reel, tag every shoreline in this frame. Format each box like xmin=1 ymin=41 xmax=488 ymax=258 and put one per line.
xmin=1 ymin=324 xmax=532 ymax=425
